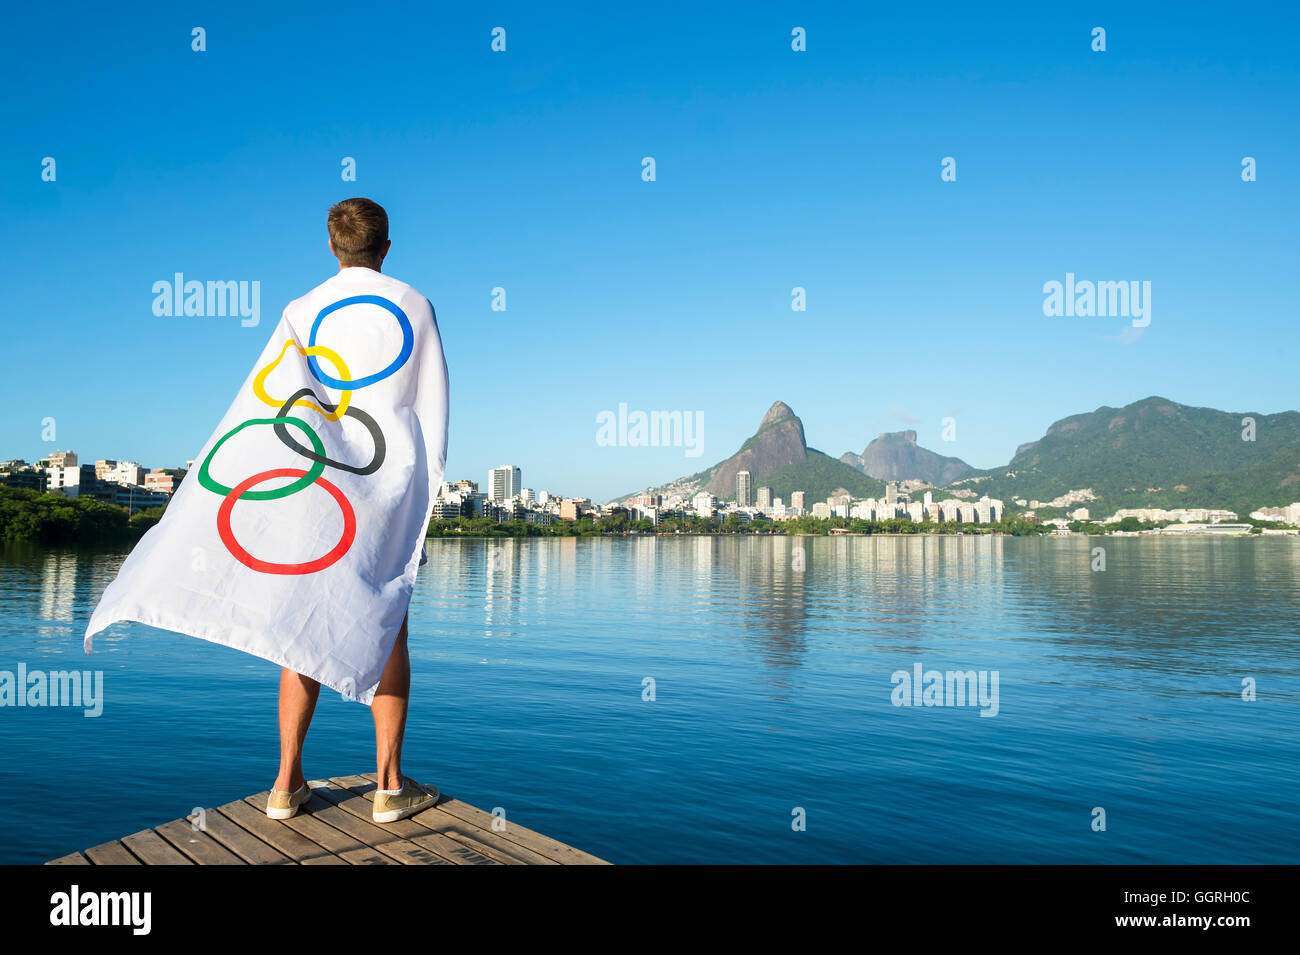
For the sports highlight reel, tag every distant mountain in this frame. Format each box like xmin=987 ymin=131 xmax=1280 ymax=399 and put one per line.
xmin=841 ymin=430 xmax=975 ymax=485
xmin=954 ymin=396 xmax=1300 ymax=514
xmin=617 ymin=395 xmax=1300 ymax=517
xmin=623 ymin=401 xmax=885 ymax=503
xmin=700 ymin=401 xmax=810 ymax=498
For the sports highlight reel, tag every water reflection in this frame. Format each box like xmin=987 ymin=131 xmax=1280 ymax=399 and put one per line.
xmin=3 ymin=535 xmax=1299 ymax=865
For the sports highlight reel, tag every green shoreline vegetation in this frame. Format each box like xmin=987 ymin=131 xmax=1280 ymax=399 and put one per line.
xmin=0 ymin=486 xmax=162 ymax=546
xmin=427 ymin=513 xmax=1274 ymax=538
xmin=429 ymin=514 xmax=1049 ymax=538
xmin=2 ymin=485 xmax=1276 ymax=548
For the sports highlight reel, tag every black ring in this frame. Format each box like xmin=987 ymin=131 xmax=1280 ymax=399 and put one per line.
xmin=273 ymin=387 xmax=386 ymax=476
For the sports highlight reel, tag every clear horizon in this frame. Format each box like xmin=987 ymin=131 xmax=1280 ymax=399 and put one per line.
xmin=5 ymin=2 xmax=1297 ymax=502
xmin=10 ymin=390 xmax=1289 ymax=504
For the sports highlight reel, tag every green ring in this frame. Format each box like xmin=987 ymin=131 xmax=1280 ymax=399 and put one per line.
xmin=198 ymin=417 xmax=326 ymax=501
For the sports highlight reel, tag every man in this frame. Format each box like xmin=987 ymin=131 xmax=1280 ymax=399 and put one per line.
xmin=266 ymin=198 xmax=440 ymax=823
xmin=86 ymin=198 xmax=449 ymax=825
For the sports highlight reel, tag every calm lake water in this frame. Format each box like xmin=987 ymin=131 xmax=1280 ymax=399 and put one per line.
xmin=1 ymin=535 xmax=1297 ymax=864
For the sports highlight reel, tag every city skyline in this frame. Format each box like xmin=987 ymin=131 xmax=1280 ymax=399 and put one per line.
xmin=6 ymin=431 xmax=1297 ymax=519
xmin=4 ymin=6 xmax=1297 ymax=503
xmin=10 ymin=443 xmax=1300 ymax=545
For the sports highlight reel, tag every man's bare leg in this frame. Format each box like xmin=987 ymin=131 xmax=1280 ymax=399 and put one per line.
xmin=372 ymin=612 xmax=410 ymax=791
xmin=275 ymin=668 xmax=320 ymax=792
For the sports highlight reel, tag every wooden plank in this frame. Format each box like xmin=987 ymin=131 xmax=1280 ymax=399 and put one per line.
xmin=215 ymin=800 xmax=336 ymax=864
xmin=420 ymin=815 xmax=553 ymax=865
xmin=155 ymin=818 xmax=248 ymax=865
xmin=243 ymin=792 xmax=367 ymax=858
xmin=337 ymin=846 xmax=401 ymax=865
xmin=52 ymin=769 xmax=606 ymax=866
xmin=46 ymin=851 xmax=90 ymax=865
xmin=408 ymin=830 xmax=504 ymax=865
xmin=297 ymin=784 xmax=456 ymax=865
xmin=190 ymin=808 xmax=292 ymax=865
xmin=436 ymin=796 xmax=609 ymax=865
xmin=242 ymin=789 xmax=413 ymax=865
xmin=83 ymin=841 xmax=142 ymax=865
xmin=345 ymin=776 xmax=538 ymax=865
xmin=358 ymin=772 xmax=609 ymax=864
xmin=316 ymin=781 xmax=492 ymax=865
xmin=326 ymin=776 xmax=549 ymax=864
xmin=330 ymin=773 xmax=386 ymax=791
xmin=121 ymin=828 xmax=193 ymax=865
xmin=315 ymin=778 xmax=446 ymax=844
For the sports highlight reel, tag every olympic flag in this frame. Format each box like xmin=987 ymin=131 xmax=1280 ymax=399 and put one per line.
xmin=84 ymin=268 xmax=449 ymax=704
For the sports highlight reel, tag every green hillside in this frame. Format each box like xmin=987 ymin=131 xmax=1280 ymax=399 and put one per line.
xmin=946 ymin=396 xmax=1300 ymax=515
xmin=756 ymin=449 xmax=886 ymax=502
xmin=618 ymin=395 xmax=1300 ymax=517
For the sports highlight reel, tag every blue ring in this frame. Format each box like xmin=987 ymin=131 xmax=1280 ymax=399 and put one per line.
xmin=308 ymin=295 xmax=414 ymax=389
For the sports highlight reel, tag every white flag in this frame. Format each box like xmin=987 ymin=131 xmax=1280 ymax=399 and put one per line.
xmin=85 ymin=268 xmax=449 ymax=704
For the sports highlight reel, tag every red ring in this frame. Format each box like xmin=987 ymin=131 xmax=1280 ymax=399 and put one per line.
xmin=216 ymin=467 xmax=356 ymax=575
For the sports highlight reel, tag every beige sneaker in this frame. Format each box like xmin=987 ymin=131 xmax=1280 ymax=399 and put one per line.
xmin=372 ymin=778 xmax=439 ymax=823
xmin=266 ymin=782 xmax=311 ymax=820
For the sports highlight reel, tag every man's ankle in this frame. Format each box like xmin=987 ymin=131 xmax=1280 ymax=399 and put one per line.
xmin=275 ymin=772 xmax=306 ymax=792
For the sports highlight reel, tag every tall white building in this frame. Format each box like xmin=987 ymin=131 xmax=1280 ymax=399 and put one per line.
xmin=736 ymin=470 xmax=753 ymax=506
xmin=45 ymin=465 xmax=83 ymax=495
xmin=488 ymin=465 xmax=521 ymax=502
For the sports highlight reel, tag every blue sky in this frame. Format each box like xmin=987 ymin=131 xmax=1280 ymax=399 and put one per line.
xmin=4 ymin=2 xmax=1297 ymax=502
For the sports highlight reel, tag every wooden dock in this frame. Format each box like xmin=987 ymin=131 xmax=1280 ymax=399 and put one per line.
xmin=45 ymin=773 xmax=609 ymax=865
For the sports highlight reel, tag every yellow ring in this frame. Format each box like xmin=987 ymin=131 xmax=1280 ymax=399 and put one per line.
xmin=253 ymin=341 xmax=353 ymax=421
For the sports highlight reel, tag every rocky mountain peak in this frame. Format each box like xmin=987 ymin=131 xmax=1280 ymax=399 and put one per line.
xmin=761 ymin=401 xmax=797 ymax=429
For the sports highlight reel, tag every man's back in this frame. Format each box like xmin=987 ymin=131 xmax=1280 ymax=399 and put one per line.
xmin=86 ymin=252 xmax=450 ymax=705
xmin=86 ymin=197 xmax=450 ymax=821
xmin=282 ymin=266 xmax=445 ymax=570
xmin=284 ymin=266 xmax=438 ymax=407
